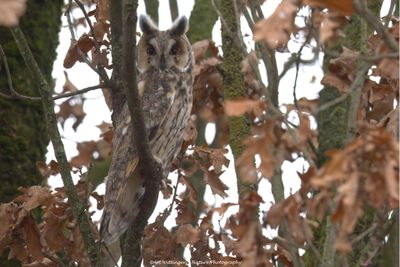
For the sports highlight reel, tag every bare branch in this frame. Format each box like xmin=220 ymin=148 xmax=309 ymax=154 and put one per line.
xmin=0 ymin=44 xmax=41 ymax=101
xmin=53 ymin=84 xmax=105 ymax=100
xmin=116 ymin=0 xmax=163 ymax=266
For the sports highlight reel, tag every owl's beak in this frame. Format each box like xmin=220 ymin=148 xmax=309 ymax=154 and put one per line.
xmin=159 ymin=55 xmax=167 ymax=71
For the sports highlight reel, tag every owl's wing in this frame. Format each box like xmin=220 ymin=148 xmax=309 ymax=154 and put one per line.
xmin=99 ymin=103 xmax=143 ymax=245
xmin=100 ymin=74 xmax=177 ymax=245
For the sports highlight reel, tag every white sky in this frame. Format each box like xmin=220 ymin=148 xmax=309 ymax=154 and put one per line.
xmin=45 ymin=0 xmax=392 ymax=264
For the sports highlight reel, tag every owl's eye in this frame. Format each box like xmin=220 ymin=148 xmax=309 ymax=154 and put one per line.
xmin=146 ymin=45 xmax=156 ymax=55
xmin=170 ymin=43 xmax=179 ymax=55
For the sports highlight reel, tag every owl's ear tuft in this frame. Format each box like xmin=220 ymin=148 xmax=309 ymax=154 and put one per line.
xmin=169 ymin=16 xmax=188 ymax=36
xmin=139 ymin=15 xmax=158 ymax=35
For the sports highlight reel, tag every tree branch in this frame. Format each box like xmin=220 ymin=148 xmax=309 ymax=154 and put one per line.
xmin=117 ymin=0 xmax=163 ymax=266
xmin=354 ymin=0 xmax=399 ymax=53
xmin=10 ymin=26 xmax=103 ymax=267
xmin=346 ymin=62 xmax=370 ymax=142
xmin=0 ymin=44 xmax=105 ymax=103
xmin=108 ymin=0 xmax=125 ymax=117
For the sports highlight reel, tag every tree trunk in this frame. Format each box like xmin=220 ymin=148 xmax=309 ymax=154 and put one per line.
xmin=0 ymin=0 xmax=63 ymax=265
xmin=306 ymin=2 xmax=383 ymax=267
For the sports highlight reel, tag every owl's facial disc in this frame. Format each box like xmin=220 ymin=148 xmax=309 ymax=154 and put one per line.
xmin=137 ymin=15 xmax=191 ymax=73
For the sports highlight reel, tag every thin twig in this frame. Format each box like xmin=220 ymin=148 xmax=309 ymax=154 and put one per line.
xmin=384 ymin=0 xmax=397 ymax=27
xmin=73 ymin=0 xmax=101 ymax=52
xmin=73 ymin=0 xmax=110 ymax=82
xmin=0 ymin=44 xmax=41 ymax=101
xmin=53 ymin=84 xmax=105 ymax=100
xmin=346 ymin=62 xmax=370 ymax=142
xmin=314 ymin=61 xmax=371 ymax=116
xmin=248 ymin=3 xmax=280 ymax=107
xmin=65 ymin=0 xmax=109 ymax=81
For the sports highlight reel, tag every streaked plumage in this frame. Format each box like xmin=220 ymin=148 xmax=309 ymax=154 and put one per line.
xmin=100 ymin=15 xmax=193 ymax=264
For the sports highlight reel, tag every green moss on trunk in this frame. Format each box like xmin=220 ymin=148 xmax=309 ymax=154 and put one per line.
xmin=187 ymin=0 xmax=218 ymax=43
xmin=145 ymin=0 xmax=159 ymax=25
xmin=220 ymin=0 xmax=251 ymax=195
xmin=0 ymin=0 xmax=63 ymax=265
xmin=312 ymin=2 xmax=384 ymax=266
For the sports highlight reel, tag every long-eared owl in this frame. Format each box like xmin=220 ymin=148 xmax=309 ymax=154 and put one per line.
xmin=100 ymin=14 xmax=193 ymax=251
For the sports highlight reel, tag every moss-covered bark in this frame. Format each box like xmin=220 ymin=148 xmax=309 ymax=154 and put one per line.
xmin=0 ymin=0 xmax=63 ymax=201
xmin=144 ymin=0 xmax=159 ymax=25
xmin=187 ymin=0 xmax=218 ymax=43
xmin=219 ymin=0 xmax=251 ymax=196
xmin=0 ymin=0 xmax=63 ymax=266
xmin=307 ymin=3 xmax=384 ymax=267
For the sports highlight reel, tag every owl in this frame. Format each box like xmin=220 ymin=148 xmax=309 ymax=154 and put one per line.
xmin=100 ymin=15 xmax=194 ymax=264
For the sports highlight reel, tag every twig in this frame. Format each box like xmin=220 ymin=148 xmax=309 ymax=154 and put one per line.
xmin=73 ymin=0 xmax=101 ymax=53
xmin=43 ymin=252 xmax=68 ymax=267
xmin=108 ymin=0 xmax=125 ymax=117
xmin=384 ymin=0 xmax=397 ymax=27
xmin=0 ymin=79 xmax=105 ymax=102
xmin=352 ymin=222 xmax=378 ymax=244
xmin=314 ymin=60 xmax=372 ymax=116
xmin=354 ymin=0 xmax=399 ymax=53
xmin=53 ymin=84 xmax=105 ymax=100
xmin=73 ymin=0 xmax=110 ymax=83
xmin=118 ymin=0 xmax=163 ymax=266
xmin=248 ymin=3 xmax=280 ymax=107
xmin=0 ymin=44 xmax=41 ymax=101
xmin=65 ymin=1 xmax=109 ymax=82
xmin=346 ymin=62 xmax=370 ymax=142
xmin=10 ymin=26 xmax=103 ymax=266
xmin=154 ymin=173 xmax=181 ymax=229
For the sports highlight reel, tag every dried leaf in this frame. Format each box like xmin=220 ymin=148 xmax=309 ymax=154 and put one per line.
xmin=70 ymin=141 xmax=108 ymax=167
xmin=94 ymin=0 xmax=109 ymax=21
xmin=175 ymin=198 xmax=197 ymax=225
xmin=253 ymin=0 xmax=297 ymax=49
xmin=15 ymin=186 xmax=52 ymax=211
xmin=36 ymin=160 xmax=60 ymax=178
xmin=143 ymin=224 xmax=178 ymax=265
xmin=63 ymin=33 xmax=94 ymax=68
xmin=204 ymin=169 xmax=229 ymax=198
xmin=192 ymin=40 xmax=217 ymax=62
xmin=321 ymin=47 xmax=359 ymax=94
xmin=304 ymin=0 xmax=355 ymax=15
xmin=91 ymin=192 xmax=104 ymax=210
xmin=176 ymin=224 xmax=200 ymax=245
xmin=224 ymin=99 xmax=265 ymax=117
xmin=21 ymin=216 xmax=44 ymax=261
xmin=92 ymin=48 xmax=109 ymax=66
xmin=319 ymin=12 xmax=348 ymax=44
xmin=180 ymin=176 xmax=198 ymax=208
xmin=41 ymin=207 xmax=69 ymax=252
xmin=309 ymin=127 xmax=399 ymax=253
xmin=62 ymin=71 xmax=78 ymax=93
